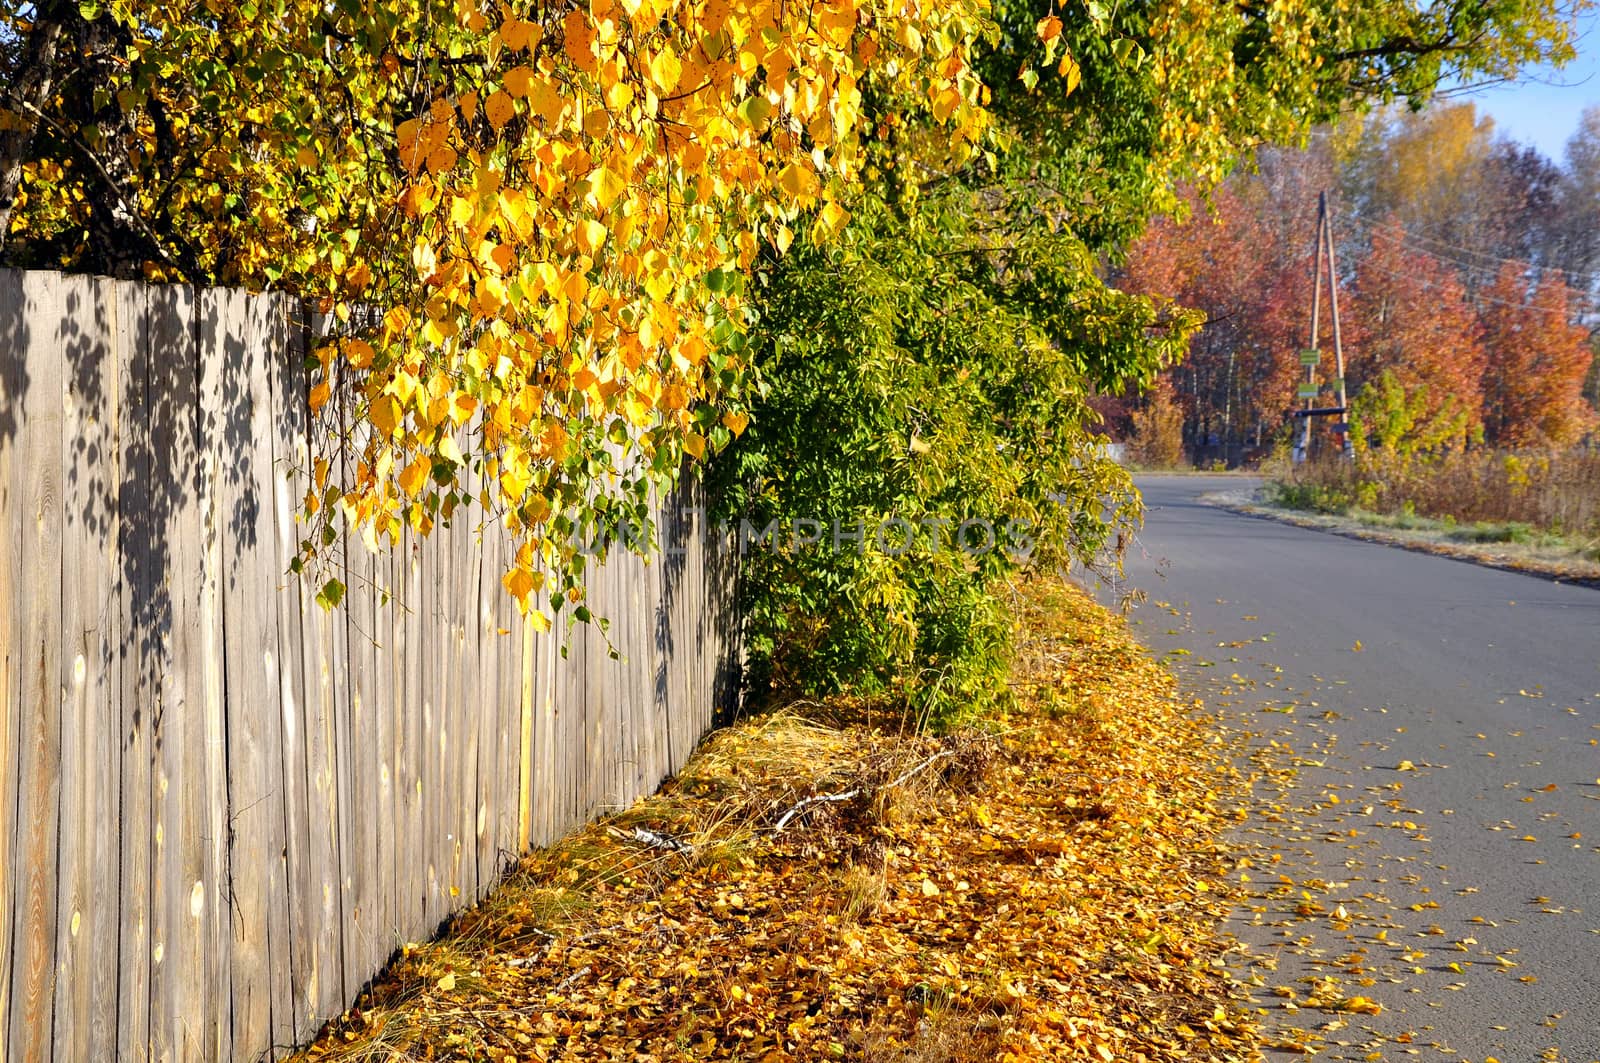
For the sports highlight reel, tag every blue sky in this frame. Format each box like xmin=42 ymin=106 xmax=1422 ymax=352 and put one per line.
xmin=1454 ymin=9 xmax=1600 ymax=162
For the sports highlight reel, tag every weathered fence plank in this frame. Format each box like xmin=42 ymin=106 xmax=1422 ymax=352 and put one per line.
xmin=0 ymin=270 xmax=738 ymax=1062
xmin=0 ymin=269 xmax=20 ymax=1063
xmin=219 ymin=288 xmax=295 ymax=1058
xmin=398 ymin=534 xmax=424 ymax=936
xmin=8 ymin=270 xmax=66 ymax=1063
xmin=113 ymin=279 xmax=154 ymax=1063
xmin=297 ymin=362 xmax=347 ymax=1027
xmin=194 ymin=284 xmax=233 ymax=1062
xmin=52 ymin=273 xmax=121 ymax=1063
xmin=268 ymin=304 xmax=318 ymax=1048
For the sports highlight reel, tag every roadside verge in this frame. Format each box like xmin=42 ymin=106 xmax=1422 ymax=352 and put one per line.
xmin=292 ymin=579 xmax=1260 ymax=1063
xmin=1202 ymin=486 xmax=1600 ymax=590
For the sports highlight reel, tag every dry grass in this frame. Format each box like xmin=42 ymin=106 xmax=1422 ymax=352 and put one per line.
xmin=1277 ymin=447 xmax=1600 ymax=548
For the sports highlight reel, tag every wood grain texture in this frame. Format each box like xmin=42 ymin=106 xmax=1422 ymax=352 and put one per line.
xmin=51 ymin=274 xmax=120 ymax=1063
xmin=270 ymin=301 xmax=318 ymax=1049
xmin=6 ymin=270 xmax=65 ymax=1063
xmin=0 ymin=269 xmax=21 ymax=1063
xmin=112 ymin=279 xmax=153 ymax=1063
xmin=195 ymin=286 xmax=232 ymax=1063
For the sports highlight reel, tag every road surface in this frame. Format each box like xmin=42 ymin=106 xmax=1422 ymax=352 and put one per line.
xmin=1091 ymin=475 xmax=1600 ymax=1062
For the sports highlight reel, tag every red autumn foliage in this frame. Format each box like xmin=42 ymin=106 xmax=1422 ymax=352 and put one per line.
xmin=1479 ymin=263 xmax=1598 ymax=447
xmin=1348 ymin=220 xmax=1486 ymax=432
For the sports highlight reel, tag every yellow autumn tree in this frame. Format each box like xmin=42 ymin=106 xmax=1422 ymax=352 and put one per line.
xmin=3 ymin=0 xmax=992 ymax=618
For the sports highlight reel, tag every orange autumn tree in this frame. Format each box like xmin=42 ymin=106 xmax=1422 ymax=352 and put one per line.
xmin=1117 ymin=151 xmax=1335 ymax=459
xmin=1479 ymin=262 xmax=1597 ymax=446
xmin=1348 ymin=220 xmax=1486 ymax=446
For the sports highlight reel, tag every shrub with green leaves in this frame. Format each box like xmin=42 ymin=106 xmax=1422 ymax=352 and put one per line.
xmin=711 ymin=191 xmax=1182 ymax=724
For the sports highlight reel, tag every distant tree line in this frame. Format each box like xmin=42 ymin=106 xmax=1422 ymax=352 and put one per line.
xmin=1111 ymin=102 xmax=1600 ymax=464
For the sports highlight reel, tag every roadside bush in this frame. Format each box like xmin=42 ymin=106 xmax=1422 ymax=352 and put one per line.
xmin=1269 ymin=479 xmax=1354 ymax=515
xmin=1272 ymin=370 xmax=1600 ymax=543
xmin=712 ymin=195 xmax=1174 ymax=726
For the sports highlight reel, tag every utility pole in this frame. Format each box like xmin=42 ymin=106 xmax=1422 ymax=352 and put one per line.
xmin=1292 ymin=191 xmax=1353 ymax=462
xmin=1324 ymin=194 xmax=1352 ymax=460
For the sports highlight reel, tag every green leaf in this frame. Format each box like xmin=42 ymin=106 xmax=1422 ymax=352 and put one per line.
xmin=316 ymin=579 xmax=345 ymax=610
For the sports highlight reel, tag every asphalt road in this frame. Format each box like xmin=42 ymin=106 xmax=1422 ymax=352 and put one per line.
xmin=1089 ymin=475 xmax=1600 ymax=1062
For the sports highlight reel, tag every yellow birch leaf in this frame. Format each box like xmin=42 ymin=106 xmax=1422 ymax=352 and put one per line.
xmin=485 ymin=89 xmax=516 ymax=130
xmin=527 ymin=76 xmax=566 ymax=124
xmin=586 ymin=167 xmax=627 ymax=210
xmin=370 ymin=394 xmax=403 ymax=437
xmin=1059 ymin=51 xmax=1081 ymax=93
xmin=398 ymin=458 xmax=429 ymax=498
xmin=502 ymin=566 xmax=535 ymax=602
xmin=815 ymin=200 xmax=849 ymax=240
xmin=504 ymin=65 xmax=536 ymax=97
xmin=575 ymin=218 xmax=608 ymax=255
xmin=426 ymin=145 xmax=458 ymax=176
xmin=650 ymin=46 xmax=683 ymax=93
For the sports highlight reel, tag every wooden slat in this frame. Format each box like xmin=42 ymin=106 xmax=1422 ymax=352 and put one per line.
xmin=0 ymin=269 xmax=20 ymax=1063
xmin=51 ymin=274 xmax=120 ymax=1062
xmin=132 ymin=281 xmax=186 ymax=1063
xmin=2 ymin=267 xmax=68 ymax=1063
xmin=456 ymin=496 xmax=474 ymax=898
xmin=401 ymin=534 xmax=424 ymax=929
xmin=110 ymin=280 xmax=154 ymax=1062
xmin=629 ymin=547 xmax=651 ymax=799
xmin=452 ymin=471 xmax=479 ymax=905
xmin=589 ymin=546 xmax=605 ymax=817
xmin=298 ymin=353 xmax=346 ymax=1024
xmin=440 ymin=513 xmax=458 ymax=921
xmin=472 ymin=513 xmax=499 ymax=895
xmin=342 ymin=493 xmax=378 ymax=984
xmin=219 ymin=288 xmax=296 ymax=1059
xmin=419 ymin=524 xmax=443 ymax=928
xmin=373 ymin=516 xmax=397 ymax=965
xmin=325 ymin=380 xmax=356 ymax=1005
xmin=269 ymin=300 xmax=320 ymax=1047
xmin=194 ymin=286 xmax=233 ymax=1062
xmin=516 ymin=604 xmax=535 ymax=854
xmin=5 ymin=269 xmax=65 ymax=1063
xmin=493 ymin=530 xmax=519 ymax=866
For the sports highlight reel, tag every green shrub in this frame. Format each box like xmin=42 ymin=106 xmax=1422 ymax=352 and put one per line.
xmin=1449 ymin=521 xmax=1537 ymax=544
xmin=713 ymin=195 xmax=1177 ymax=727
xmin=1269 ymin=480 xmax=1353 ymax=514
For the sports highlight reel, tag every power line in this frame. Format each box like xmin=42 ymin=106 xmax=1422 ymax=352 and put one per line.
xmin=1338 ymin=203 xmax=1600 ymax=287
xmin=1352 ymin=255 xmax=1589 ymax=319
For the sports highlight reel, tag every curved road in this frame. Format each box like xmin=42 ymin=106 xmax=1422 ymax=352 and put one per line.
xmin=1094 ymin=475 xmax=1600 ymax=1062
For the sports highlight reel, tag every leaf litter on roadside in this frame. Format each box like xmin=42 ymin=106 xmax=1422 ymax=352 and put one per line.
xmin=293 ymin=580 xmax=1261 ymax=1062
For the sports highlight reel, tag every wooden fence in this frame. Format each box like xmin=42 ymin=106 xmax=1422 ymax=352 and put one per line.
xmin=0 ymin=269 xmax=739 ymax=1062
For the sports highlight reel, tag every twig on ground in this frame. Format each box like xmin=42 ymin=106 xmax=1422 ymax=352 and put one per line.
xmin=613 ymin=826 xmax=695 ymax=854
xmin=554 ymin=966 xmax=592 ymax=993
xmin=771 ymin=749 xmax=958 ymax=833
